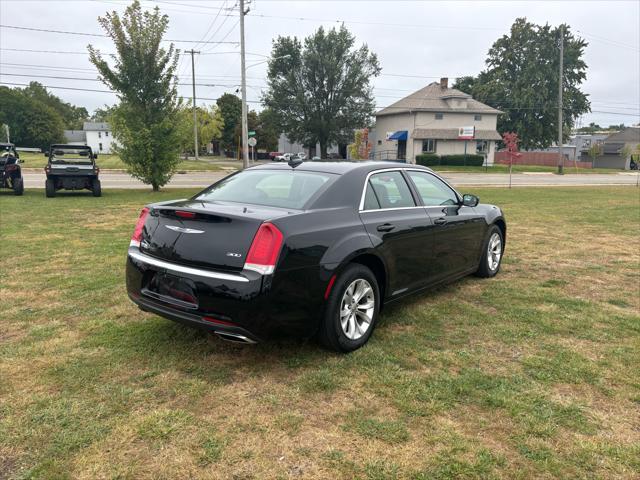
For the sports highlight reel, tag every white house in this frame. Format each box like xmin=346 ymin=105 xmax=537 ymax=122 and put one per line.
xmin=374 ymin=78 xmax=502 ymax=164
xmin=83 ymin=122 xmax=118 ymax=154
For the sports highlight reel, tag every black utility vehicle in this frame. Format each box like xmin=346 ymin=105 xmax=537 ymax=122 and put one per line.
xmin=44 ymin=145 xmax=101 ymax=197
xmin=0 ymin=143 xmax=24 ymax=195
xmin=126 ymin=161 xmax=507 ymax=352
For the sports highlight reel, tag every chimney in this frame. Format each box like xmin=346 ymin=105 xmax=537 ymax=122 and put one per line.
xmin=440 ymin=77 xmax=448 ymax=89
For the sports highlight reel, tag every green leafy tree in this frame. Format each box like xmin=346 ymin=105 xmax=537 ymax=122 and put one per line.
xmin=619 ymin=144 xmax=633 ymax=167
xmin=257 ymin=108 xmax=280 ymax=151
xmin=177 ymin=103 xmax=224 ymax=157
xmin=453 ymin=18 xmax=590 ymax=150
xmin=347 ymin=128 xmax=372 ymax=160
xmin=22 ymin=82 xmax=88 ymax=129
xmin=88 ymin=0 xmax=181 ymax=191
xmin=587 ymin=142 xmax=602 ymax=163
xmin=263 ymin=25 xmax=380 ymax=158
xmin=0 ymin=86 xmax=64 ymax=149
xmin=216 ymin=93 xmax=242 ymax=152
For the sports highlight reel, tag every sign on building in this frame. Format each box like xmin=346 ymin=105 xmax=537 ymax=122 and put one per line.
xmin=458 ymin=126 xmax=475 ymax=140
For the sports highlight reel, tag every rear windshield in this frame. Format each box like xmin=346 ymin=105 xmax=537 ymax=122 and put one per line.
xmin=195 ymin=169 xmax=334 ymax=209
xmin=50 ymin=147 xmax=93 ymax=165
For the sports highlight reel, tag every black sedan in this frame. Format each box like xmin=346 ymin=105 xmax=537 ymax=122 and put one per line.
xmin=126 ymin=162 xmax=506 ymax=352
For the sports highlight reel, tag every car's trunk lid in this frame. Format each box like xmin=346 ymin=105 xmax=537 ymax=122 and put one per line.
xmin=141 ymin=200 xmax=293 ymax=271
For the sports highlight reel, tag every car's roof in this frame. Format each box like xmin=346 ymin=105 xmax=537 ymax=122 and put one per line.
xmin=50 ymin=144 xmax=91 ymax=148
xmin=250 ymin=161 xmax=433 ymax=175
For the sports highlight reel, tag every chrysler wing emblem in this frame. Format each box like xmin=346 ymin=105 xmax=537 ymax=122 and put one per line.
xmin=165 ymin=225 xmax=205 ymax=234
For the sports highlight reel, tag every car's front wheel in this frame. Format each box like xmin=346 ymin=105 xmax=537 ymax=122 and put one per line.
xmin=45 ymin=179 xmax=55 ymax=198
xmin=318 ymin=264 xmax=380 ymax=352
xmin=475 ymin=225 xmax=504 ymax=278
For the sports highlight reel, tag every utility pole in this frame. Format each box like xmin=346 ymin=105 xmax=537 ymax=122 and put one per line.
xmin=557 ymin=25 xmax=564 ymax=175
xmin=187 ymin=49 xmax=201 ymax=161
xmin=239 ymin=0 xmax=249 ymax=169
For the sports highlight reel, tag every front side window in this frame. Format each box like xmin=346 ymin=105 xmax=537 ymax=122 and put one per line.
xmin=195 ymin=170 xmax=334 ymax=209
xmin=407 ymin=171 xmax=458 ymax=206
xmin=365 ymin=171 xmax=415 ymax=210
xmin=422 ymin=139 xmax=436 ymax=153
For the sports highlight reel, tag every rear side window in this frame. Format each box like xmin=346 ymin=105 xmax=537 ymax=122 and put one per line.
xmin=365 ymin=171 xmax=415 ymax=210
xmin=195 ymin=170 xmax=334 ymax=209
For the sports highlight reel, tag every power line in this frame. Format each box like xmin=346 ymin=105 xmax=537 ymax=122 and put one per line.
xmin=0 ymin=24 xmax=239 ymax=44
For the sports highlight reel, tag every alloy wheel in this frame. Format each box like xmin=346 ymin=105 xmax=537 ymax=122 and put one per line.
xmin=339 ymin=279 xmax=375 ymax=340
xmin=487 ymin=232 xmax=502 ymax=271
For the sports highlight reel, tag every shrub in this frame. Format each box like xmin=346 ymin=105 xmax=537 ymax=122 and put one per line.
xmin=415 ymin=154 xmax=440 ymax=166
xmin=440 ymin=154 xmax=485 ymax=166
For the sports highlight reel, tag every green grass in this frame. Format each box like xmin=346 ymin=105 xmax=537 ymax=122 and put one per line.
xmin=18 ymin=151 xmax=228 ymax=171
xmin=1 ymin=187 xmax=639 ymax=479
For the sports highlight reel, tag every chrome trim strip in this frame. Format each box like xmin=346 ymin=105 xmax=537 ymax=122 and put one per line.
xmin=215 ymin=331 xmax=257 ymax=344
xmin=128 ymin=250 xmax=250 ymax=282
xmin=358 ymin=167 xmax=462 ymax=212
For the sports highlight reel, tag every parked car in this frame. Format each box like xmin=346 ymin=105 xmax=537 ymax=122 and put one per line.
xmin=0 ymin=143 xmax=24 ymax=195
xmin=126 ymin=162 xmax=506 ymax=352
xmin=274 ymin=152 xmax=306 ymax=162
xmin=44 ymin=145 xmax=101 ymax=197
xmin=269 ymin=151 xmax=283 ymax=161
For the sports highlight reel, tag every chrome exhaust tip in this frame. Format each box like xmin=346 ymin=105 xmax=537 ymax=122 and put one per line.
xmin=214 ymin=331 xmax=257 ymax=344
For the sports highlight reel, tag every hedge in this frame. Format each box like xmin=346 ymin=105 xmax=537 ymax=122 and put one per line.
xmin=415 ymin=153 xmax=485 ymax=167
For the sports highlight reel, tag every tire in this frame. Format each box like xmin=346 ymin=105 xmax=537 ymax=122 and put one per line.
xmin=13 ymin=177 xmax=23 ymax=196
xmin=475 ymin=224 xmax=504 ymax=278
xmin=92 ymin=179 xmax=102 ymax=197
xmin=318 ymin=264 xmax=380 ymax=353
xmin=45 ymin=179 xmax=56 ymax=198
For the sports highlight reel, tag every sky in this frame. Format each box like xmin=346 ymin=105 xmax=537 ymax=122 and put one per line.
xmin=1 ymin=0 xmax=639 ymax=128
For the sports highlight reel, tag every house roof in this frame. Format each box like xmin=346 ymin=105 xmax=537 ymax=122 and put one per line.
xmin=83 ymin=121 xmax=110 ymax=131
xmin=376 ymin=82 xmax=502 ymax=117
xmin=63 ymin=130 xmax=87 ymax=142
xmin=412 ymin=128 xmax=502 ymax=141
xmin=604 ymin=127 xmax=640 ymax=144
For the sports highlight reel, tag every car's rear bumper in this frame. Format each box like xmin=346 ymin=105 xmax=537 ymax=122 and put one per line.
xmin=126 ymin=247 xmax=327 ymax=341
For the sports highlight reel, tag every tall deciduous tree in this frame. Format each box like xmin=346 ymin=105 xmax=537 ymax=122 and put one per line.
xmin=216 ymin=93 xmax=242 ymax=153
xmin=263 ymin=26 xmax=380 ymax=158
xmin=88 ymin=0 xmax=180 ymax=190
xmin=177 ymin=103 xmax=224 ymax=157
xmin=22 ymin=82 xmax=88 ymax=129
xmin=453 ymin=18 xmax=590 ymax=150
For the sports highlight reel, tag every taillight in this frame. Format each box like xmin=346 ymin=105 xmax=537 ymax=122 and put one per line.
xmin=175 ymin=210 xmax=196 ymax=219
xmin=244 ymin=223 xmax=283 ymax=275
xmin=5 ymin=164 xmax=17 ymax=173
xmin=130 ymin=207 xmax=150 ymax=247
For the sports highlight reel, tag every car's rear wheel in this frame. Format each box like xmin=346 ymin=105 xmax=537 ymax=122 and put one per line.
xmin=45 ymin=179 xmax=55 ymax=198
xmin=318 ymin=264 xmax=380 ymax=352
xmin=475 ymin=225 xmax=503 ymax=278
xmin=13 ymin=177 xmax=23 ymax=196
xmin=92 ymin=179 xmax=102 ymax=197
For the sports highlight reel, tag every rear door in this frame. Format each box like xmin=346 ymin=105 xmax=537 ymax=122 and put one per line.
xmin=405 ymin=170 xmax=485 ymax=281
xmin=359 ymin=170 xmax=433 ymax=297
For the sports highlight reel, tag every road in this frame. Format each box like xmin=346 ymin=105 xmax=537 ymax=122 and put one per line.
xmin=21 ymin=170 xmax=640 ymax=189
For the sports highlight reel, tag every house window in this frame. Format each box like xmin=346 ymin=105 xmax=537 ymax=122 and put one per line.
xmin=98 ymin=131 xmax=102 ymax=138
xmin=476 ymin=140 xmax=488 ymax=153
xmin=435 ymin=113 xmax=444 ymax=120
xmin=105 ymin=131 xmax=109 ymax=137
xmin=474 ymin=114 xmax=482 ymax=121
xmin=422 ymin=139 xmax=436 ymax=153
xmin=377 ymin=140 xmax=382 ymax=145
xmin=99 ymin=143 xmax=103 ymax=151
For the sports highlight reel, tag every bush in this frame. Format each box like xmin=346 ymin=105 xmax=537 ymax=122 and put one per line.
xmin=415 ymin=154 xmax=440 ymax=166
xmin=415 ymin=153 xmax=485 ymax=167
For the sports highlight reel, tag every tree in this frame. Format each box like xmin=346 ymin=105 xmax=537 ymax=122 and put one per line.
xmin=232 ymin=108 xmax=281 ymax=152
xmin=619 ymin=144 xmax=633 ymax=168
xmin=88 ymin=1 xmax=181 ymax=191
xmin=263 ymin=25 xmax=380 ymax=158
xmin=22 ymin=82 xmax=88 ymax=129
xmin=177 ymin=103 xmax=224 ymax=157
xmin=0 ymin=86 xmax=65 ymax=149
xmin=587 ymin=142 xmax=602 ymax=163
xmin=347 ymin=128 xmax=372 ymax=160
xmin=216 ymin=93 xmax=242 ymax=153
xmin=452 ymin=18 xmax=590 ymax=150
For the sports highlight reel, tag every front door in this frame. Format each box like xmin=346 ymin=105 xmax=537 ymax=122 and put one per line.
xmin=397 ymin=140 xmax=407 ymax=160
xmin=405 ymin=170 xmax=485 ymax=282
xmin=359 ymin=170 xmax=433 ymax=297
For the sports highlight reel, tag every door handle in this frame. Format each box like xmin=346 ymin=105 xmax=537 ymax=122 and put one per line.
xmin=433 ymin=217 xmax=447 ymax=225
xmin=376 ymin=223 xmax=395 ymax=232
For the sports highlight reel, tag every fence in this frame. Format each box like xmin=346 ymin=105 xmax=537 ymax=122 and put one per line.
xmin=495 ymin=151 xmax=593 ymax=168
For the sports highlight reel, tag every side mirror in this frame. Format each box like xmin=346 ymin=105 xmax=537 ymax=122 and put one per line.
xmin=462 ymin=194 xmax=479 ymax=207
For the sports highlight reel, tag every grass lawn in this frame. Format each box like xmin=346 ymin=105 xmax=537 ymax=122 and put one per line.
xmin=429 ymin=164 xmax=623 ymax=174
xmin=1 ymin=187 xmax=639 ymax=479
xmin=17 ymin=152 xmax=227 ymax=171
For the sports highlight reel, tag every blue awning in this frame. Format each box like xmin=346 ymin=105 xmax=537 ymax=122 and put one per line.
xmin=388 ymin=130 xmax=408 ymax=141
